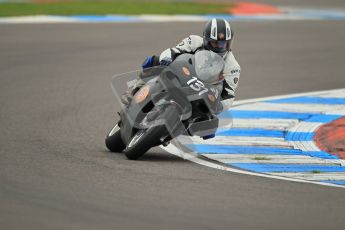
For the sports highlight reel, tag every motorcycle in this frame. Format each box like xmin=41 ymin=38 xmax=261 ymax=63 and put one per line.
xmin=105 ymin=50 xmax=225 ymax=160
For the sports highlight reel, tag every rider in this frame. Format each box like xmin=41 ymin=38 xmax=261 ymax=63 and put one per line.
xmin=122 ymin=18 xmax=241 ymax=138
xmin=139 ymin=18 xmax=241 ymax=113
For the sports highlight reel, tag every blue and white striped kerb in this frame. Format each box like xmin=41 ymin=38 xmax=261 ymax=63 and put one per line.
xmin=163 ymin=88 xmax=345 ymax=188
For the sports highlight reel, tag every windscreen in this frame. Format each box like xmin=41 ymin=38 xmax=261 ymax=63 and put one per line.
xmin=194 ymin=50 xmax=224 ymax=84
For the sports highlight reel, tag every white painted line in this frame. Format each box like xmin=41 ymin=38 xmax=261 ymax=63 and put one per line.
xmin=180 ymin=135 xmax=291 ymax=147
xmin=232 ymin=88 xmax=345 ymax=106
xmin=288 ymin=122 xmax=322 ymax=133
xmin=289 ymin=141 xmax=321 ymax=152
xmin=318 ymin=90 xmax=345 ymax=98
xmin=232 ymin=102 xmax=345 ymax=114
xmin=202 ymin=154 xmax=313 ymax=160
xmin=0 ymin=15 xmax=79 ymax=23
xmin=224 ymin=118 xmax=298 ymax=130
xmin=269 ymin=172 xmax=345 ymax=181
xmin=202 ymin=154 xmax=342 ymax=165
xmin=326 ymin=109 xmax=345 ymax=115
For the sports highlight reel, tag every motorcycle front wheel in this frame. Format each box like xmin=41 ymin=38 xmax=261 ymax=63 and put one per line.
xmin=124 ymin=125 xmax=167 ymax=160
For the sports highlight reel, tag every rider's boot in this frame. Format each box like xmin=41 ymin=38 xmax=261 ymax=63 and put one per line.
xmin=202 ymin=134 xmax=215 ymax=140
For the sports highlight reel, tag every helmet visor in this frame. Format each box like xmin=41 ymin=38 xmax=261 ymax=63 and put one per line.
xmin=209 ymin=40 xmax=227 ymax=49
xmin=208 ymin=40 xmax=228 ymax=54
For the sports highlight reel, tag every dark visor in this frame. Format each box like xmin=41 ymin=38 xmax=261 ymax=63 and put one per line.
xmin=210 ymin=40 xmax=227 ymax=49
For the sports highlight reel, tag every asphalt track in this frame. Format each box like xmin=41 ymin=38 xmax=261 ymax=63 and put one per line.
xmin=1 ymin=20 xmax=345 ymax=230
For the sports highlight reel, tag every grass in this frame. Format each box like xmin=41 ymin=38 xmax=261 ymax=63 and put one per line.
xmin=0 ymin=1 xmax=233 ymax=17
xmin=253 ymin=157 xmax=272 ymax=161
xmin=311 ymin=170 xmax=321 ymax=174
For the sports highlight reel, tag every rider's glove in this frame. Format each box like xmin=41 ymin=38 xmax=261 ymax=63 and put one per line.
xmin=160 ymin=57 xmax=172 ymax=66
xmin=142 ymin=56 xmax=154 ymax=69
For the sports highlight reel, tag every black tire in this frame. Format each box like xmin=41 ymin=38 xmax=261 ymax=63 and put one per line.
xmin=124 ymin=125 xmax=167 ymax=160
xmin=105 ymin=123 xmax=126 ymax=153
xmin=124 ymin=103 xmax=182 ymax=160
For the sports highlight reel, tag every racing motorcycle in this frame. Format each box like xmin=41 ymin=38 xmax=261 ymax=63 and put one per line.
xmin=105 ymin=50 xmax=225 ymax=160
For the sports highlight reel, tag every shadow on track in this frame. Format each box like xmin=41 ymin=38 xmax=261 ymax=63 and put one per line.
xmin=100 ymin=149 xmax=186 ymax=162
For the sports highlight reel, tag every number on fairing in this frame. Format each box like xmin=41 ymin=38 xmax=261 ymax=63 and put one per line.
xmin=187 ymin=77 xmax=209 ymax=95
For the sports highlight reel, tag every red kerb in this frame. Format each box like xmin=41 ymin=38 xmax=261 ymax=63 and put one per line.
xmin=229 ymin=2 xmax=282 ymax=15
xmin=314 ymin=116 xmax=345 ymax=159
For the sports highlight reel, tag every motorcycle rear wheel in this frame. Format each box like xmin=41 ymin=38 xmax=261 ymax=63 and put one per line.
xmin=105 ymin=123 xmax=126 ymax=153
